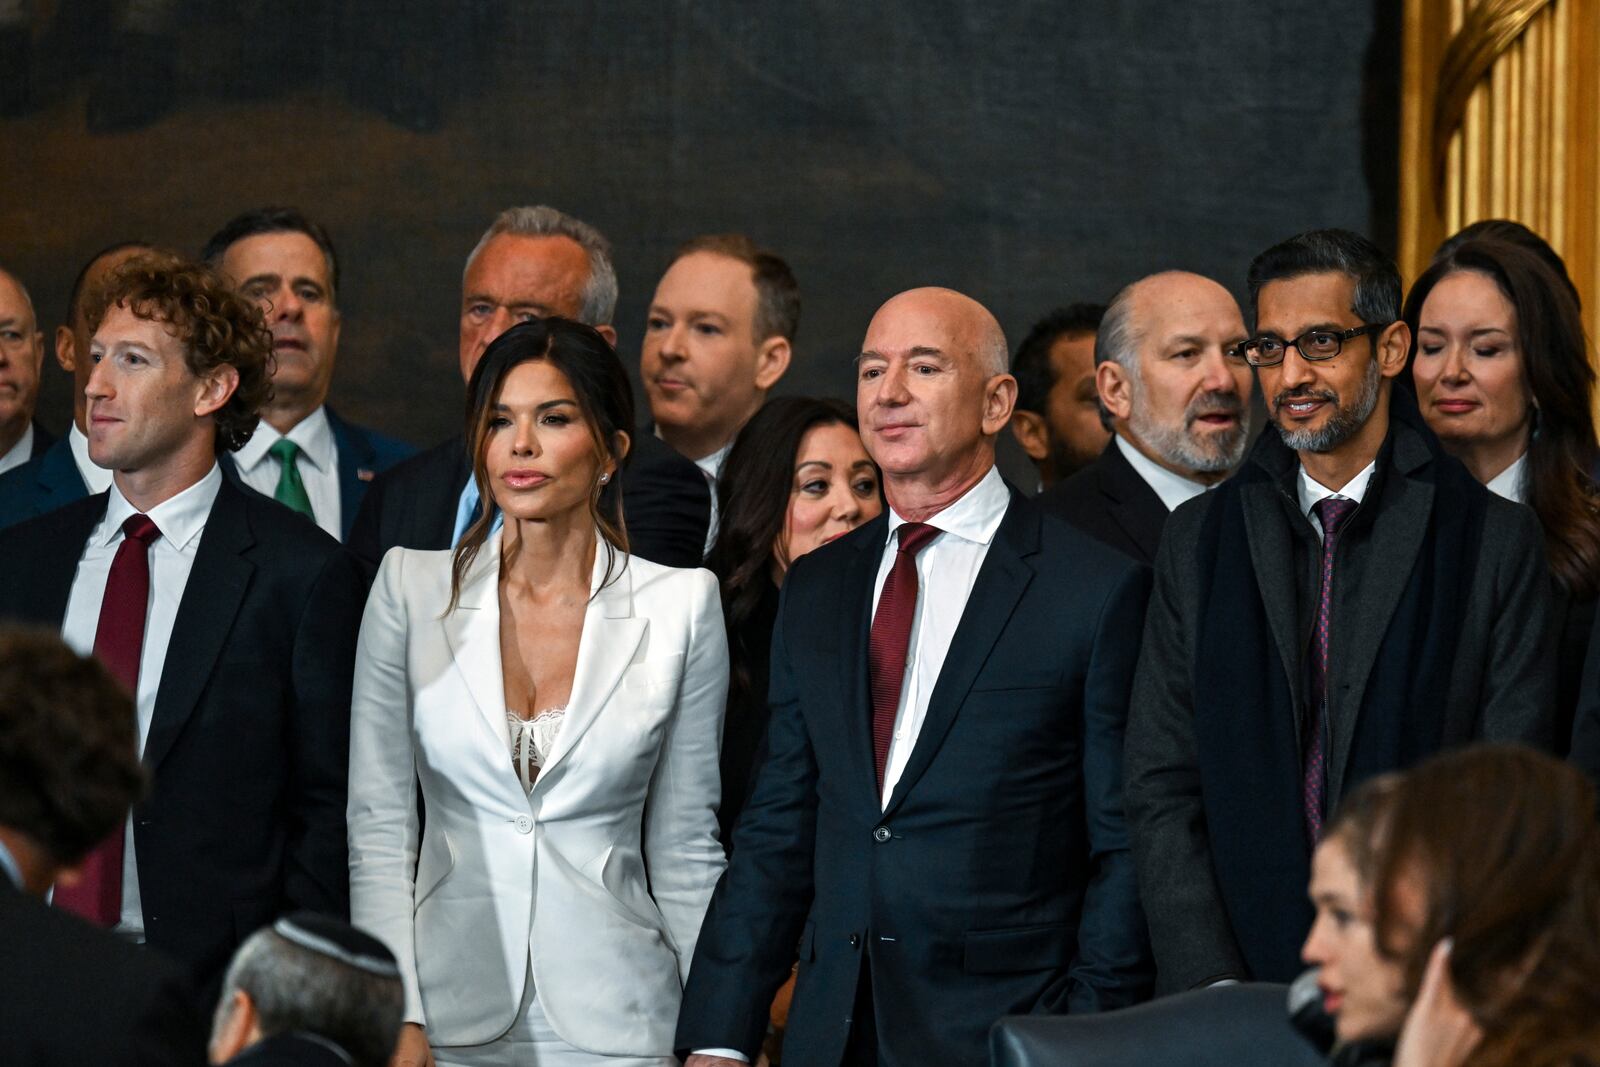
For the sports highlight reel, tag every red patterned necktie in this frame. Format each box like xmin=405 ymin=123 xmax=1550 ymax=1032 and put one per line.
xmin=1305 ymin=497 xmax=1356 ymax=845
xmin=868 ymin=522 xmax=941 ymax=793
xmin=54 ymin=513 xmax=161 ymax=925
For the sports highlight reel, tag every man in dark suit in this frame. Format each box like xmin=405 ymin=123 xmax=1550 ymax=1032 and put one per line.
xmin=678 ymin=287 xmax=1152 ymax=1067
xmin=0 ymin=241 xmax=161 ymax=529
xmin=203 ymin=208 xmax=414 ymax=541
xmin=0 ymin=265 xmax=52 ymax=476
xmin=1039 ymin=272 xmax=1253 ymax=565
xmin=1007 ymin=302 xmax=1109 ymax=490
xmin=0 ymin=627 xmax=206 ymax=1067
xmin=1126 ymin=230 xmax=1555 ymax=994
xmin=348 ymin=205 xmax=708 ymax=573
xmin=0 ymin=257 xmax=363 ymax=994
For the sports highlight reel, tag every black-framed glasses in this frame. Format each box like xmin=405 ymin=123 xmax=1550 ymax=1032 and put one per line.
xmin=1234 ymin=324 xmax=1387 ymax=367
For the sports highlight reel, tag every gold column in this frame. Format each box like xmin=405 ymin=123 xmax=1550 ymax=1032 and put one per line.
xmin=1400 ymin=0 xmax=1600 ymax=347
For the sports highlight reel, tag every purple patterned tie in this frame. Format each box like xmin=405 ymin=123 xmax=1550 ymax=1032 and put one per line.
xmin=868 ymin=522 xmax=941 ymax=793
xmin=1305 ymin=497 xmax=1357 ymax=845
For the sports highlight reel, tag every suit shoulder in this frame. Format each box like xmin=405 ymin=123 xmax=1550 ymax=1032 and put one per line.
xmin=1479 ymin=492 xmax=1545 ymax=547
xmin=0 ymin=491 xmax=102 ymax=549
xmin=1 ymin=887 xmax=187 ymax=987
xmin=375 ymin=435 xmax=464 ymax=486
xmin=1038 ymin=463 xmax=1100 ymax=518
xmin=621 ymin=551 xmax=718 ymax=599
xmin=1035 ymin=504 xmax=1146 ymax=584
xmin=336 ymin=414 xmax=417 ymax=470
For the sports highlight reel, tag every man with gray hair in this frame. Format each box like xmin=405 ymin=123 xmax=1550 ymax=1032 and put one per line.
xmin=348 ymin=205 xmax=710 ymax=573
xmin=1039 ymin=271 xmax=1252 ymax=565
xmin=0 ymin=266 xmax=51 ymax=478
xmin=208 ymin=912 xmax=404 ymax=1067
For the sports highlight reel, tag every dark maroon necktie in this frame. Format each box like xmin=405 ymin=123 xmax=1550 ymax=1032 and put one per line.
xmin=54 ymin=514 xmax=160 ymax=925
xmin=868 ymin=522 xmax=941 ymax=793
xmin=1305 ymin=497 xmax=1356 ymax=845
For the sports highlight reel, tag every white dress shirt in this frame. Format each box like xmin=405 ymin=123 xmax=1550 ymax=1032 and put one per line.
xmin=1297 ymin=458 xmax=1377 ymax=539
xmin=59 ymin=464 xmax=222 ymax=938
xmin=0 ymin=422 xmax=33 ymax=476
xmin=68 ymin=423 xmax=115 ymax=495
xmin=1485 ymin=452 xmax=1527 ymax=504
xmin=231 ymin=406 xmax=342 ymax=539
xmin=1115 ymin=433 xmax=1210 ymax=513
xmin=694 ymin=439 xmax=733 ymax=558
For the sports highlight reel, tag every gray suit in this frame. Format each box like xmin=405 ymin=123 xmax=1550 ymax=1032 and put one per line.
xmin=1126 ymin=410 xmax=1554 ymax=992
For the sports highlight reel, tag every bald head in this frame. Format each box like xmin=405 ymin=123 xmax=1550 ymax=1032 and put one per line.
xmin=1094 ymin=270 xmax=1252 ymax=482
xmin=857 ymin=287 xmax=1017 ymax=514
xmin=0 ymin=266 xmax=45 ymax=452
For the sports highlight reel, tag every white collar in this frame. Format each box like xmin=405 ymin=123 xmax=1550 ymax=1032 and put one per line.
xmin=694 ymin=439 xmax=734 ymax=483
xmin=97 ymin=464 xmax=223 ymax=550
xmin=1296 ymin=457 xmax=1378 ymax=517
xmin=1114 ymin=434 xmax=1211 ymax=513
xmin=69 ymin=423 xmax=118 ymax=494
xmin=233 ymin=406 xmax=337 ymax=474
xmin=0 ymin=423 xmax=33 ymax=467
xmin=884 ymin=464 xmax=1009 ymax=548
xmin=1485 ymin=452 xmax=1527 ymax=504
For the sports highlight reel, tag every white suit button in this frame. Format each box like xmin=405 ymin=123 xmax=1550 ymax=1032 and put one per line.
xmin=514 ymin=815 xmax=534 ymax=834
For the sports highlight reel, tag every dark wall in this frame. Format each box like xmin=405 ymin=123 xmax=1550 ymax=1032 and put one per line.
xmin=3 ymin=1 xmax=1386 ymax=467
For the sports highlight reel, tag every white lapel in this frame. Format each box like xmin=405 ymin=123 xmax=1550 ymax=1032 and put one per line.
xmin=441 ymin=531 xmax=511 ymax=745
xmin=534 ymin=545 xmax=646 ymax=785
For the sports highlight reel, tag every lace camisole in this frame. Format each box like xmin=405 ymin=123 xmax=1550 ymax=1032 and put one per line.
xmin=506 ymin=707 xmax=567 ymax=792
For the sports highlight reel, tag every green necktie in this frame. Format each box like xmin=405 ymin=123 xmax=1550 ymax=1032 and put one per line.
xmin=268 ymin=438 xmax=316 ymax=522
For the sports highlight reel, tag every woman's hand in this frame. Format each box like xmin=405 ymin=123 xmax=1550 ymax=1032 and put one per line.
xmin=390 ymin=1023 xmax=435 ymax=1067
xmin=1394 ymin=940 xmax=1482 ymax=1067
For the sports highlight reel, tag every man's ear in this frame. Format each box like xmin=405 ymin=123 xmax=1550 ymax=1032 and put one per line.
xmin=611 ymin=429 xmax=632 ymax=468
xmin=1009 ymin=409 xmax=1049 ymax=462
xmin=1096 ymin=360 xmax=1134 ymax=422
xmin=981 ymin=373 xmax=1018 ymax=437
xmin=1376 ymin=320 xmax=1411 ymax=381
xmin=208 ymin=990 xmax=257 ymax=1065
xmin=54 ymin=325 xmax=76 ymax=373
xmin=194 ymin=365 xmax=241 ymax=419
xmin=596 ymin=323 xmax=618 ymax=348
xmin=754 ymin=336 xmax=791 ymax=391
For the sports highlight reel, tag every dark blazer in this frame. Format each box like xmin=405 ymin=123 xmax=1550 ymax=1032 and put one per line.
xmin=1570 ymin=606 xmax=1600 ymax=786
xmin=0 ymin=476 xmax=364 ymax=988
xmin=0 ymin=871 xmax=207 ymax=1066
xmin=1126 ymin=415 xmax=1555 ymax=993
xmin=223 ymin=1033 xmax=355 ymax=1067
xmin=1037 ymin=438 xmax=1170 ymax=565
xmin=716 ymin=577 xmax=782 ymax=849
xmin=677 ymin=488 xmax=1154 ymax=1067
xmin=347 ymin=429 xmax=710 ymax=574
xmin=323 ymin=406 xmax=416 ymax=540
xmin=0 ymin=407 xmax=413 ymax=539
xmin=27 ymin=417 xmax=54 ymax=456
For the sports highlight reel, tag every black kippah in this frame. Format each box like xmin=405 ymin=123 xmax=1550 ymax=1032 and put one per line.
xmin=274 ymin=912 xmax=401 ymax=978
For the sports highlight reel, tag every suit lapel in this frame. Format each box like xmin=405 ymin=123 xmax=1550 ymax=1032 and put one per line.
xmin=442 ymin=533 xmax=513 ymax=745
xmin=881 ymin=494 xmax=1036 ymax=818
xmin=1101 ymin=444 xmax=1168 ymax=563
xmin=1240 ymin=479 xmax=1306 ymax=742
xmin=23 ymin=495 xmax=106 ymax=626
xmin=840 ymin=518 xmax=888 ymax=811
xmin=36 ymin=437 xmax=89 ymax=513
xmin=326 ymin=407 xmax=376 ymax=541
xmin=145 ymin=482 xmax=255 ymax=770
xmin=536 ymin=554 xmax=646 ymax=784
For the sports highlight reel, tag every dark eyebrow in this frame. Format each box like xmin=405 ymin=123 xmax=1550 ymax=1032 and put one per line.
xmin=796 ymin=459 xmax=833 ymax=471
xmin=240 ymin=272 xmax=282 ymax=289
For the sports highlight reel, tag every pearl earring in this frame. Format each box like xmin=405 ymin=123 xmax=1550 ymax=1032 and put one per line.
xmin=599 ymin=472 xmax=610 ymax=485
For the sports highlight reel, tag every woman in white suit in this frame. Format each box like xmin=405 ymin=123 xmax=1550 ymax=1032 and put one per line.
xmin=349 ymin=318 xmax=729 ymax=1067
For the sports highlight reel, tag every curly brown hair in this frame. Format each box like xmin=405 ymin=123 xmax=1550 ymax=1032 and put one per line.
xmin=0 ymin=627 xmax=146 ymax=868
xmin=85 ymin=255 xmax=274 ymax=452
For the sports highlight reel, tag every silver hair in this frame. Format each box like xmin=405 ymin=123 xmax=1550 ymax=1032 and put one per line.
xmin=213 ymin=926 xmax=404 ymax=1067
xmin=1093 ymin=279 xmax=1143 ymax=430
xmin=0 ymin=265 xmax=38 ymax=325
xmin=463 ymin=205 xmax=619 ymax=327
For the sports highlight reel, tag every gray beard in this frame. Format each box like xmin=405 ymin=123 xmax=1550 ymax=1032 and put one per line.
xmin=1127 ymin=385 xmax=1249 ymax=475
xmin=1274 ymin=359 xmax=1381 ymax=453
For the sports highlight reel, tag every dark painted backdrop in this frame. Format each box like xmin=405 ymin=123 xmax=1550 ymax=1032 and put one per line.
xmin=3 ymin=1 xmax=1395 ymax=470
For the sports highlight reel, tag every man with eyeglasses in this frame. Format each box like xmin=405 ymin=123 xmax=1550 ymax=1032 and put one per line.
xmin=1125 ymin=228 xmax=1555 ymax=993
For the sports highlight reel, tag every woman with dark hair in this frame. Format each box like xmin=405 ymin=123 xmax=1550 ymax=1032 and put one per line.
xmin=1301 ymin=744 xmax=1600 ymax=1066
xmin=1404 ymin=236 xmax=1600 ymax=741
xmin=705 ymin=396 xmax=882 ymax=846
xmin=348 ymin=319 xmax=728 ymax=1067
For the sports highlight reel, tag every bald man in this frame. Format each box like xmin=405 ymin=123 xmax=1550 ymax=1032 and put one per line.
xmin=0 ymin=243 xmax=159 ymax=529
xmin=677 ymin=288 xmax=1153 ymax=1067
xmin=0 ymin=268 xmax=50 ymax=477
xmin=1040 ymin=271 xmax=1253 ymax=565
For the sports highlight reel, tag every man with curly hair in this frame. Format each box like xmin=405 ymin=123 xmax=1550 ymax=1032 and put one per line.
xmin=0 ymin=257 xmax=365 ymax=1001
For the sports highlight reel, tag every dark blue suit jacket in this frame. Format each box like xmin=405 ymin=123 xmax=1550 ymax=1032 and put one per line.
xmin=0 ymin=407 xmax=413 ymax=538
xmin=677 ymin=487 xmax=1154 ymax=1067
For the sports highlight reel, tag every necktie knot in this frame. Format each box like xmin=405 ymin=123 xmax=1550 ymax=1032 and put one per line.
xmin=268 ymin=438 xmax=302 ymax=465
xmin=895 ymin=522 xmax=941 ymax=558
xmin=121 ymin=513 xmax=161 ymax=546
xmin=1312 ymin=497 xmax=1357 ymax=538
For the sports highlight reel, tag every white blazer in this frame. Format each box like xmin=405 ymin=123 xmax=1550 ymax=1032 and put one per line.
xmin=348 ymin=533 xmax=728 ymax=1055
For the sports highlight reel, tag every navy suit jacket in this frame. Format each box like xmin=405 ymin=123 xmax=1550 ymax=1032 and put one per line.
xmin=0 ymin=407 xmax=412 ymax=537
xmin=676 ymin=488 xmax=1154 ymax=1067
xmin=0 ymin=477 xmax=364 ymax=990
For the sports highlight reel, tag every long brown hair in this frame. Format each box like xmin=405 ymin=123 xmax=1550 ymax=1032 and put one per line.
xmin=1353 ymin=745 xmax=1600 ymax=1067
xmin=1403 ymin=238 xmax=1600 ymax=599
xmin=448 ymin=318 xmax=634 ymax=611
